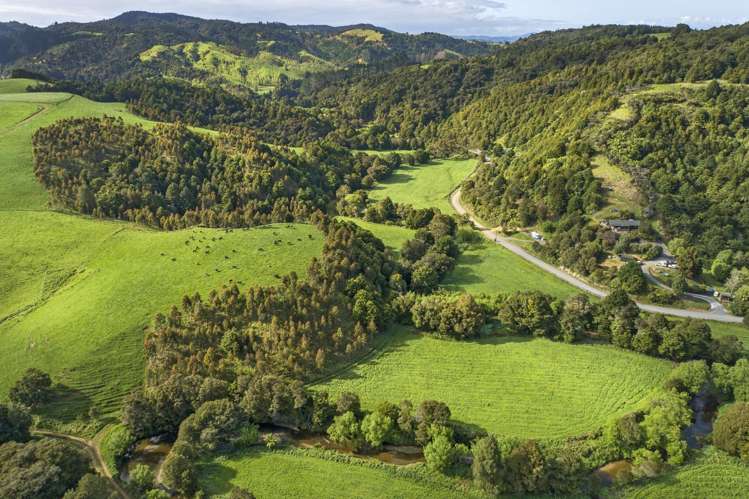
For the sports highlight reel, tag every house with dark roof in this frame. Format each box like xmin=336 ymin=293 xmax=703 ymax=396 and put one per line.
xmin=602 ymin=219 xmax=640 ymax=233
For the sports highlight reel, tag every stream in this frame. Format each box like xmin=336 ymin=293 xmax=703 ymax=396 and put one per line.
xmin=595 ymin=388 xmax=717 ymax=486
xmin=121 ymin=426 xmax=424 ymax=483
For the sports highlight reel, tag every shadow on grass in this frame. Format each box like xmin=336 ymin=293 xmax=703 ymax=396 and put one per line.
xmin=37 ymin=383 xmax=94 ymax=422
xmin=441 ymin=253 xmax=486 ymax=289
xmin=197 ymin=460 xmax=239 ymax=496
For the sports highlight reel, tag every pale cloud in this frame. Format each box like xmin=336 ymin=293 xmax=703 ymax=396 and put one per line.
xmin=0 ymin=0 xmax=746 ymax=35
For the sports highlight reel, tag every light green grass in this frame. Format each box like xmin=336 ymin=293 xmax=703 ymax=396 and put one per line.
xmin=339 ymin=28 xmax=385 ymax=43
xmin=0 ymin=210 xmax=322 ymax=420
xmin=0 ymin=101 xmax=45 ymax=133
xmin=197 ymin=448 xmax=470 ymax=499
xmin=337 ymin=217 xmax=415 ymax=254
xmin=340 ymin=217 xmax=576 ymax=298
xmin=0 ymin=86 xmax=157 ymax=212
xmin=708 ymin=321 xmax=749 ymax=345
xmin=591 ymin=155 xmax=642 ymax=219
xmin=616 ymin=447 xmax=749 ymax=498
xmin=140 ymin=41 xmax=336 ymax=91
xmin=370 ymin=158 xmax=477 ymax=213
xmin=315 ymin=326 xmax=672 ymax=440
xmin=0 ymin=78 xmax=39 ymax=94
xmin=442 ymin=240 xmax=578 ymax=299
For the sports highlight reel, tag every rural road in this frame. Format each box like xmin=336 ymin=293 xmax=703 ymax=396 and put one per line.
xmin=449 ymin=188 xmax=745 ymax=323
xmin=32 ymin=430 xmax=130 ymax=499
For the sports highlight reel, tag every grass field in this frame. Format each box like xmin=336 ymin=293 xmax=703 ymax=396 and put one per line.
xmin=338 ymin=217 xmax=415 ymax=254
xmin=140 ymin=41 xmax=335 ymax=91
xmin=0 ymin=78 xmax=38 ymax=94
xmin=369 ymin=158 xmax=477 ymax=213
xmin=314 ymin=326 xmax=672 ymax=440
xmin=197 ymin=448 xmax=471 ymax=499
xmin=615 ymin=447 xmax=749 ymax=498
xmin=342 ymin=218 xmax=576 ymax=298
xmin=0 ymin=212 xmax=322 ymax=420
xmin=442 ymin=240 xmax=578 ymax=298
xmin=708 ymin=321 xmax=749 ymax=345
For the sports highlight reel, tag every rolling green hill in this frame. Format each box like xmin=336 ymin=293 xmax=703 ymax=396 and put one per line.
xmin=314 ymin=326 xmax=672 ymax=440
xmin=139 ymin=41 xmax=336 ymax=93
xmin=0 ymin=81 xmax=323 ymax=425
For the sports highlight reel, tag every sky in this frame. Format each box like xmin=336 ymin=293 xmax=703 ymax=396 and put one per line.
xmin=1 ymin=0 xmax=747 ymax=36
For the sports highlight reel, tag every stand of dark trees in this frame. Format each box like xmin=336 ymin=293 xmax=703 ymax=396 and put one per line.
xmin=123 ymin=219 xmax=398 ymax=437
xmin=33 ymin=117 xmax=407 ymax=229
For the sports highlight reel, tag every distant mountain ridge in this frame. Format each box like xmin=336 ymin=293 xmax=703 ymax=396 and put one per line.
xmin=0 ymin=11 xmax=494 ymax=90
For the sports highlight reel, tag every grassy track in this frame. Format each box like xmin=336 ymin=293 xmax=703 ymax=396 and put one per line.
xmin=197 ymin=448 xmax=470 ymax=499
xmin=369 ymin=158 xmax=477 ymax=213
xmin=315 ymin=326 xmax=672 ymax=440
xmin=0 ymin=212 xmax=322 ymax=419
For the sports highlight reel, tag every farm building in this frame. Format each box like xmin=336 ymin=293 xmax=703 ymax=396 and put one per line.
xmin=602 ymin=219 xmax=640 ymax=233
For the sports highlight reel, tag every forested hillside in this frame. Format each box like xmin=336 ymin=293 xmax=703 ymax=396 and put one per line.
xmin=0 ymin=11 xmax=492 ymax=91
xmin=32 ymin=116 xmax=410 ymax=228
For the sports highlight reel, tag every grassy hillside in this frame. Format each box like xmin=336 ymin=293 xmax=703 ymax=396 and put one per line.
xmin=197 ymin=448 xmax=471 ymax=499
xmin=0 ymin=84 xmax=157 ymax=211
xmin=315 ymin=326 xmax=672 ymax=440
xmin=0 ymin=212 xmax=322 ymax=420
xmin=369 ymin=158 xmax=477 ymax=213
xmin=0 ymin=80 xmax=324 ymax=424
xmin=614 ymin=447 xmax=749 ymax=498
xmin=140 ymin=41 xmax=336 ymax=92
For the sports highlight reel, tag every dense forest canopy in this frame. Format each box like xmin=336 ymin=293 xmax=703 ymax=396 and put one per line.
xmin=32 ymin=117 xmax=410 ymax=229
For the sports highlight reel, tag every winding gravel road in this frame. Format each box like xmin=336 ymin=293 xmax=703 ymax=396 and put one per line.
xmin=450 ymin=188 xmax=744 ymax=323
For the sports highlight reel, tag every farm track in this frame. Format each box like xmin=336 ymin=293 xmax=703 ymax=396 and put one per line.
xmin=450 ymin=187 xmax=744 ymax=323
xmin=32 ymin=430 xmax=130 ymax=499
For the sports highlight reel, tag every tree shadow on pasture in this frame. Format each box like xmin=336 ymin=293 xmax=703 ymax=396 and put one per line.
xmin=196 ymin=460 xmax=239 ymax=496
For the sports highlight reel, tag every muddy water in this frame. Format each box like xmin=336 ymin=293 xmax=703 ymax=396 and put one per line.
xmin=595 ymin=460 xmax=633 ymax=485
xmin=121 ymin=438 xmax=173 ymax=482
xmin=281 ymin=430 xmax=424 ymax=465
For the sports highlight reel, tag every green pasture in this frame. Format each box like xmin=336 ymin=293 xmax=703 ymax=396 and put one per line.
xmin=615 ymin=447 xmax=749 ymax=498
xmin=197 ymin=448 xmax=470 ymax=499
xmin=442 ymin=240 xmax=578 ymax=298
xmin=0 ymin=211 xmax=322 ymax=420
xmin=369 ymin=158 xmax=477 ymax=213
xmin=315 ymin=326 xmax=672 ymax=440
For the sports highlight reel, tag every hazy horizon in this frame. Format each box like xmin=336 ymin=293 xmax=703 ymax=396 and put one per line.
xmin=1 ymin=1 xmax=747 ymax=36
